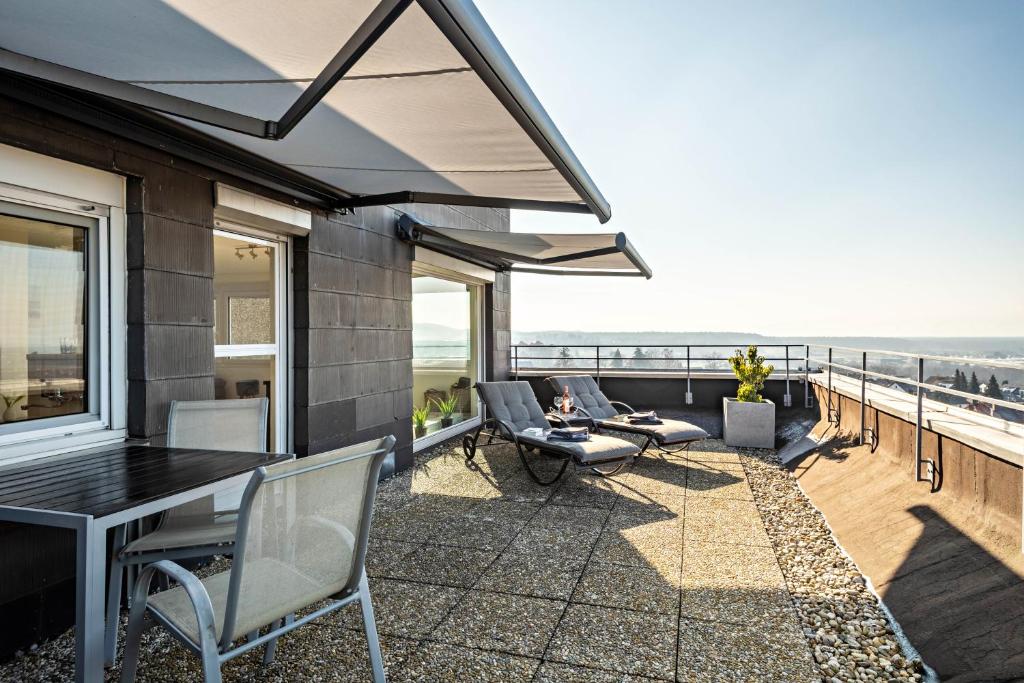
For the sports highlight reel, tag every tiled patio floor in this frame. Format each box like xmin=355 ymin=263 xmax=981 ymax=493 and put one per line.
xmin=2 ymin=438 xmax=824 ymax=682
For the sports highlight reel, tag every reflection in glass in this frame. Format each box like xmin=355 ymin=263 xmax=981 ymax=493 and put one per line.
xmin=0 ymin=213 xmax=88 ymax=425
xmin=214 ymin=355 xmax=276 ymax=449
xmin=412 ymin=274 xmax=480 ymax=439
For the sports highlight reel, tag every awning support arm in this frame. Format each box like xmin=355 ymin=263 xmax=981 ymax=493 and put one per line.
xmin=397 ymin=215 xmax=653 ymax=278
xmin=0 ymin=48 xmax=272 ymax=138
xmin=334 ymin=191 xmax=592 ymax=215
xmin=274 ymin=0 xmax=413 ymax=138
xmin=0 ymin=0 xmax=415 ymax=141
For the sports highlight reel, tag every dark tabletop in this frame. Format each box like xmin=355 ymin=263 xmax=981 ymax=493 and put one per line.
xmin=0 ymin=444 xmax=291 ymax=518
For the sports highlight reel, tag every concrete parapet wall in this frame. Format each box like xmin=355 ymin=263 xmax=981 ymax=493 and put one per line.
xmin=809 ymin=382 xmax=1021 ymax=552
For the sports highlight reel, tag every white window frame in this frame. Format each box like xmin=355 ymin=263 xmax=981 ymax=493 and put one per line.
xmin=411 ymin=262 xmax=488 ymax=452
xmin=0 ymin=155 xmax=127 ymax=464
xmin=212 ymin=222 xmax=292 ymax=453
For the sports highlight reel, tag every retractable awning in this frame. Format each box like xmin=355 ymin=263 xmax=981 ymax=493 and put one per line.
xmin=0 ymin=0 xmax=611 ymax=221
xmin=398 ymin=214 xmax=652 ymax=278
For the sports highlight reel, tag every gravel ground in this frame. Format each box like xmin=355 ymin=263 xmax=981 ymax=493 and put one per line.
xmin=738 ymin=448 xmax=925 ymax=682
xmin=0 ymin=435 xmax=922 ymax=682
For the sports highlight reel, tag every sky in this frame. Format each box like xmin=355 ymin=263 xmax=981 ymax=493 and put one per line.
xmin=473 ymin=0 xmax=1024 ymax=337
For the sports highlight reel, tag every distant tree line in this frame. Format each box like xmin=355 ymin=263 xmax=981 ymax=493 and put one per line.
xmin=949 ymin=369 xmax=1004 ymax=402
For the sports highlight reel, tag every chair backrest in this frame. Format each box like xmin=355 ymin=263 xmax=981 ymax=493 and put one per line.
xmin=476 ymin=381 xmax=550 ymax=432
xmin=546 ymin=375 xmax=619 ymax=419
xmin=219 ymin=435 xmax=395 ymax=647
xmin=167 ymin=398 xmax=269 ymax=452
xmin=163 ymin=399 xmax=270 ymax=519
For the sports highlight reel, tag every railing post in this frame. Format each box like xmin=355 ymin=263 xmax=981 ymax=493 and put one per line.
xmin=915 ymin=357 xmax=925 ymax=482
xmin=595 ymin=345 xmax=601 ymax=387
xmin=685 ymin=345 xmax=693 ymax=405
xmin=827 ymin=347 xmax=835 ymax=424
xmin=784 ymin=346 xmax=792 ymax=407
xmin=860 ymin=351 xmax=867 ymax=446
xmin=804 ymin=344 xmax=811 ymax=408
xmin=513 ymin=345 xmax=518 ymax=380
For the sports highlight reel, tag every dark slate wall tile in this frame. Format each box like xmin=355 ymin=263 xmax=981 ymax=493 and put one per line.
xmin=128 ymin=324 xmax=214 ymax=381
xmin=126 ymin=214 xmax=213 ymax=276
xmin=127 ymin=270 xmax=213 ymax=326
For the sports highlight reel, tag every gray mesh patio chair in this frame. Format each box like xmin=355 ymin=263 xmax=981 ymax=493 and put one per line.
xmin=546 ymin=375 xmax=708 ymax=455
xmin=466 ymin=381 xmax=639 ymax=485
xmin=105 ymin=398 xmax=270 ymax=664
xmin=119 ymin=436 xmax=396 ymax=683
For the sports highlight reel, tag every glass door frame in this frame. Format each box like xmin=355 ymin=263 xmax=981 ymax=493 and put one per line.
xmin=212 ymin=220 xmax=292 ymax=453
xmin=410 ymin=261 xmax=488 ymax=452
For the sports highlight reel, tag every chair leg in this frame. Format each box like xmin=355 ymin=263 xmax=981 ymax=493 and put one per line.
xmin=262 ymin=613 xmax=293 ymax=665
xmin=262 ymin=620 xmax=281 ymax=665
xmin=514 ymin=441 xmax=570 ymax=486
xmin=105 ymin=524 xmax=127 ymax=666
xmin=358 ymin=573 xmax=386 ymax=683
xmin=119 ymin=565 xmax=158 ymax=683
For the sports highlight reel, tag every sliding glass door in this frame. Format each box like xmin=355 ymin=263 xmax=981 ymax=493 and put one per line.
xmin=412 ymin=270 xmax=482 ymax=443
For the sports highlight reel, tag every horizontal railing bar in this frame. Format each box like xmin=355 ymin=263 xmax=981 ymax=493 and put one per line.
xmin=807 ymin=344 xmax=1024 ymax=370
xmin=812 ymin=362 xmax=1024 ymax=413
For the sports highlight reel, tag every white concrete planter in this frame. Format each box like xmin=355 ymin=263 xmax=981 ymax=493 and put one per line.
xmin=723 ymin=397 xmax=775 ymax=448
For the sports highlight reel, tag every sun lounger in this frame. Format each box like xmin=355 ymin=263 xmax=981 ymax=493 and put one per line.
xmin=546 ymin=375 xmax=708 ymax=455
xmin=466 ymin=381 xmax=639 ymax=485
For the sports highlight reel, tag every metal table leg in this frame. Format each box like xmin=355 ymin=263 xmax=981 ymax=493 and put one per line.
xmin=75 ymin=516 xmax=105 ymax=682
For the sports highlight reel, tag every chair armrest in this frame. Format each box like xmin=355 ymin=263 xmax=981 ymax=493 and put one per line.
xmin=131 ymin=560 xmax=218 ymax=645
xmin=484 ymin=416 xmax=520 ymax=442
xmin=609 ymin=400 xmax=636 ymax=414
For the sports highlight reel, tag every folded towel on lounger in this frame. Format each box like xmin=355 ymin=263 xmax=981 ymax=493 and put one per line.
xmin=548 ymin=426 xmax=590 ymax=442
xmin=627 ymin=411 xmax=663 ymax=424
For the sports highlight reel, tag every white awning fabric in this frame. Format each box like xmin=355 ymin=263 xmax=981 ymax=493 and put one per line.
xmin=398 ymin=214 xmax=652 ymax=278
xmin=0 ymin=0 xmax=611 ymax=221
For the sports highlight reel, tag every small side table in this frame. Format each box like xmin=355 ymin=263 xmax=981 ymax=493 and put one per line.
xmin=546 ymin=410 xmax=596 ymax=430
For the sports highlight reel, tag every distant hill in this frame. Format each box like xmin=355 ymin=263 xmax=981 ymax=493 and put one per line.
xmin=413 ymin=322 xmax=468 ymax=342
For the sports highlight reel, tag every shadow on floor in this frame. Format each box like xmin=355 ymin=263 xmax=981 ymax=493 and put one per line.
xmin=881 ymin=505 xmax=1024 ymax=682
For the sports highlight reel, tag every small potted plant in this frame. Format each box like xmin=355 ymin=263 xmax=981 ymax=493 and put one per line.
xmin=432 ymin=394 xmax=459 ymax=428
xmin=412 ymin=405 xmax=429 ymax=438
xmin=723 ymin=345 xmax=775 ymax=448
xmin=1 ymin=394 xmax=26 ymax=423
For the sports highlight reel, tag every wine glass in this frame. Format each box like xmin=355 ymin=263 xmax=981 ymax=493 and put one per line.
xmin=553 ymin=395 xmax=563 ymax=413
xmin=565 ymin=396 xmax=575 ymax=414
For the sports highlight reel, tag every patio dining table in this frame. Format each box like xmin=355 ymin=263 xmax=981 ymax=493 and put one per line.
xmin=0 ymin=443 xmax=291 ymax=683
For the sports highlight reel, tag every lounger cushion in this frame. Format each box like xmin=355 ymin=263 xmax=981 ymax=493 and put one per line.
xmin=546 ymin=375 xmax=618 ymax=419
xmin=597 ymin=417 xmax=709 ymax=445
xmin=476 ymin=381 xmax=551 ymax=432
xmin=516 ymin=432 xmax=639 ymax=464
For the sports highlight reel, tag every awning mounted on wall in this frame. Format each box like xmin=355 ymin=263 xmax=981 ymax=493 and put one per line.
xmin=398 ymin=214 xmax=653 ymax=278
xmin=0 ymin=0 xmax=611 ymax=221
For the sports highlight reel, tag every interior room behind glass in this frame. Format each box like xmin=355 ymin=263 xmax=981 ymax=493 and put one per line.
xmin=0 ymin=207 xmax=91 ymax=427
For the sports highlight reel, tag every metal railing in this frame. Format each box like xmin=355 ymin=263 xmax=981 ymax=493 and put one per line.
xmin=804 ymin=344 xmax=1024 ymax=485
xmin=511 ymin=343 xmax=806 ymax=407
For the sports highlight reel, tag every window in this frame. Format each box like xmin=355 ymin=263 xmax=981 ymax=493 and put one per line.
xmin=212 ymin=228 xmax=288 ymax=452
xmin=412 ymin=270 xmax=483 ymax=444
xmin=0 ymin=170 xmax=126 ymax=462
xmin=0 ymin=208 xmax=90 ymax=426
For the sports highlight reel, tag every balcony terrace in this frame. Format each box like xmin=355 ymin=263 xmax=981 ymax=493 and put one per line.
xmin=1 ymin=429 xmax=923 ymax=682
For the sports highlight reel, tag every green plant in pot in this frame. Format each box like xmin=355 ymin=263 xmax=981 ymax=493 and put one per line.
xmin=412 ymin=405 xmax=429 ymax=438
xmin=729 ymin=345 xmax=774 ymax=402
xmin=432 ymin=394 xmax=459 ymax=428
xmin=723 ymin=345 xmax=776 ymax=448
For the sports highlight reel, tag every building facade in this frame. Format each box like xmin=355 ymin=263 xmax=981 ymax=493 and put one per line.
xmin=0 ymin=87 xmax=510 ymax=654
